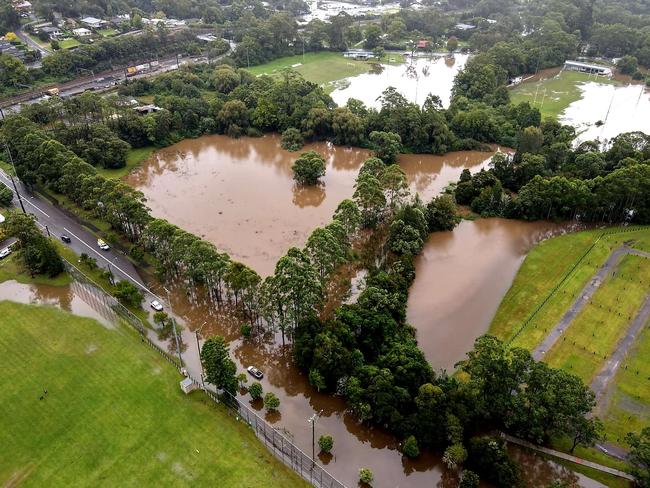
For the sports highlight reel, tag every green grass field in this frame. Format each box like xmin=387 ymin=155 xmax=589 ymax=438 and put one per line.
xmin=509 ymin=70 xmax=617 ymax=120
xmin=490 ymin=227 xmax=650 ymax=348
xmin=59 ymin=38 xmax=81 ymax=50
xmin=244 ymin=51 xmax=376 ymax=89
xmin=0 ymin=301 xmax=305 ymax=487
xmin=490 ymin=226 xmax=650 ymax=458
xmin=544 ymin=254 xmax=650 ymax=382
xmin=0 ymin=253 xmax=71 ymax=287
xmin=604 ymin=325 xmax=650 ymax=444
xmin=97 ymin=28 xmax=118 ymax=37
xmin=97 ymin=146 xmax=155 ymax=180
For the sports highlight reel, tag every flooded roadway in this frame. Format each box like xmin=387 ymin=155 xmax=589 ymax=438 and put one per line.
xmin=125 ymin=133 xmax=498 ymax=276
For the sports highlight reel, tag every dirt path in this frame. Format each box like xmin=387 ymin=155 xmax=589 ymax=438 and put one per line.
xmin=532 ymin=245 xmax=632 ymax=361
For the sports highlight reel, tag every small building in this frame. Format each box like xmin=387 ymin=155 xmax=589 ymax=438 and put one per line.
xmin=563 ymin=60 xmax=612 ymax=76
xmin=180 ymin=377 xmax=197 ymax=394
xmin=343 ymin=50 xmax=374 ymax=60
xmin=41 ymin=26 xmax=62 ymax=39
xmin=416 ymin=39 xmax=431 ymax=49
xmin=12 ymin=0 xmax=32 ymax=12
xmin=72 ymin=27 xmax=92 ymax=37
xmin=80 ymin=16 xmax=106 ymax=29
xmin=0 ymin=40 xmax=25 ymax=60
xmin=196 ymin=33 xmax=218 ymax=42
xmin=134 ymin=104 xmax=163 ymax=115
xmin=454 ymin=23 xmax=476 ymax=31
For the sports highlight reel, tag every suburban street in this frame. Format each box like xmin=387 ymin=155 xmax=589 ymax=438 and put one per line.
xmin=0 ymin=169 xmax=161 ymax=300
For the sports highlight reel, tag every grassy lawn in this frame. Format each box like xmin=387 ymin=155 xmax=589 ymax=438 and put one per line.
xmin=97 ymin=146 xmax=155 ymax=180
xmin=0 ymin=253 xmax=71 ymax=287
xmin=490 ymin=227 xmax=650 ymax=349
xmin=0 ymin=301 xmax=306 ymax=487
xmin=59 ymin=38 xmax=81 ymax=50
xmin=509 ymin=70 xmax=617 ymax=120
xmin=603 ymin=325 xmax=650 ymax=444
xmin=97 ymin=28 xmax=118 ymax=37
xmin=245 ymin=51 xmax=376 ymax=87
xmin=544 ymin=254 xmax=650 ymax=382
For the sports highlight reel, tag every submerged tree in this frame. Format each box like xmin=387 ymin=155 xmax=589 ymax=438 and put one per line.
xmin=292 ymin=150 xmax=326 ymax=185
xmin=201 ymin=335 xmax=237 ymax=394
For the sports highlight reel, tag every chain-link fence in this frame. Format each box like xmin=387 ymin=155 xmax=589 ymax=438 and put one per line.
xmin=62 ymin=258 xmax=346 ymax=488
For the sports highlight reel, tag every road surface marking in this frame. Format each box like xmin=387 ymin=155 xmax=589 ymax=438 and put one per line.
xmin=62 ymin=226 xmax=160 ymax=299
xmin=0 ymin=175 xmax=50 ymax=217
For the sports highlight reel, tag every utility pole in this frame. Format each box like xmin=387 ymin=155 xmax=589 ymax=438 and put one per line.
xmin=164 ymin=286 xmax=183 ymax=367
xmin=3 ymin=142 xmax=26 ymax=213
xmin=195 ymin=320 xmax=207 ymax=389
xmin=308 ymin=410 xmax=323 ymax=467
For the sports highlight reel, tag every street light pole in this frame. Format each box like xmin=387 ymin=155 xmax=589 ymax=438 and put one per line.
xmin=163 ymin=286 xmax=183 ymax=367
xmin=308 ymin=410 xmax=323 ymax=467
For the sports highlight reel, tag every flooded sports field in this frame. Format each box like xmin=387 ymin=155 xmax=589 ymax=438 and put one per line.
xmin=125 ymin=133 xmax=498 ymax=276
xmin=562 ymin=82 xmax=650 ymax=143
xmin=330 ymin=54 xmax=470 ymax=109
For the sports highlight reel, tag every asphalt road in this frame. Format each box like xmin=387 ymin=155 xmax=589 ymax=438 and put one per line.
xmin=0 ymin=169 xmax=162 ymax=303
xmin=16 ymin=28 xmax=51 ymax=59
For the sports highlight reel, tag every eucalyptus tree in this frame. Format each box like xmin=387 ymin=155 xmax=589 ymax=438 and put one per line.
xmin=332 ymin=199 xmax=361 ymax=239
xmin=380 ymin=164 xmax=409 ymax=211
xmin=270 ymin=247 xmax=322 ymax=343
xmin=353 ymin=172 xmax=387 ymax=228
xmin=305 ymin=226 xmax=347 ymax=281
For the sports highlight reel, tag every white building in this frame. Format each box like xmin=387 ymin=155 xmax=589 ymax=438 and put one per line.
xmin=72 ymin=27 xmax=92 ymax=37
xmin=564 ymin=60 xmax=612 ymax=76
xmin=80 ymin=16 xmax=106 ymax=29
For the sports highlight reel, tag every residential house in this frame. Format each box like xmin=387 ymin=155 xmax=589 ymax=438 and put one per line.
xmin=72 ymin=27 xmax=92 ymax=37
xmin=80 ymin=16 xmax=106 ymax=29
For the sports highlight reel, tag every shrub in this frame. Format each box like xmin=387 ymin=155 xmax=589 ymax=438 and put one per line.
xmin=112 ymin=280 xmax=143 ymax=307
xmin=318 ymin=435 xmax=334 ymax=453
xmin=359 ymin=467 xmax=373 ymax=484
xmin=240 ymin=323 xmax=251 ymax=338
xmin=401 ymin=435 xmax=420 ymax=458
xmin=0 ymin=186 xmax=13 ymax=206
xmin=459 ymin=470 xmax=480 ymax=488
xmin=281 ymin=127 xmax=304 ymax=151
xmin=263 ymin=392 xmax=280 ymax=411
xmin=249 ymin=381 xmax=263 ymax=400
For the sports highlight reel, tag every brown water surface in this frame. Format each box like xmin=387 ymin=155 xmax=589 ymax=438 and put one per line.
xmin=407 ymin=218 xmax=581 ymax=372
xmin=126 ymin=134 xmax=498 ymax=275
xmin=0 ymin=280 xmax=116 ymax=327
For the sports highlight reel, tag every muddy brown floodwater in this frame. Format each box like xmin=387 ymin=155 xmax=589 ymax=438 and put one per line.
xmin=125 ymin=133 xmax=500 ymax=276
xmin=407 ymin=218 xmax=581 ymax=372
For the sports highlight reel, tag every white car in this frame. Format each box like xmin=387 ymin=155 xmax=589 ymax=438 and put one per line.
xmin=150 ymin=300 xmax=163 ymax=312
xmin=0 ymin=248 xmax=12 ymax=259
xmin=97 ymin=239 xmax=110 ymax=251
xmin=247 ymin=366 xmax=264 ymax=380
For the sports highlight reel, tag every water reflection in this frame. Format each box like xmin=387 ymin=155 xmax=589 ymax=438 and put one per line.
xmin=126 ymin=133 xmax=496 ymax=276
xmin=407 ymin=219 xmax=582 ymax=372
xmin=330 ymin=54 xmax=470 ymax=109
xmin=0 ymin=280 xmax=116 ymax=328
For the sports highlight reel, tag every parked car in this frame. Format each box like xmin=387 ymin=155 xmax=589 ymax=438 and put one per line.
xmin=61 ymin=234 xmax=71 ymax=243
xmin=150 ymin=300 xmax=163 ymax=312
xmin=0 ymin=247 xmax=12 ymax=259
xmin=97 ymin=238 xmax=110 ymax=251
xmin=247 ymin=366 xmax=264 ymax=379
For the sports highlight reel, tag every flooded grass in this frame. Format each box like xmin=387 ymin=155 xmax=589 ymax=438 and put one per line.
xmin=244 ymin=51 xmax=376 ymax=87
xmin=509 ymin=70 xmax=618 ymax=120
xmin=0 ymin=301 xmax=306 ymax=487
